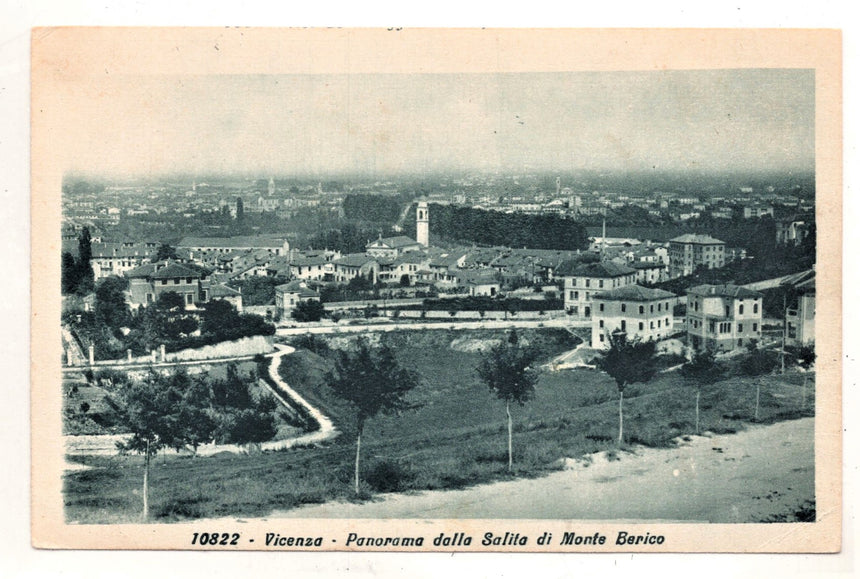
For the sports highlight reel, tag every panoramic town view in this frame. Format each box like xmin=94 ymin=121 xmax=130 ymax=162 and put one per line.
xmin=59 ymin=70 xmax=817 ymax=524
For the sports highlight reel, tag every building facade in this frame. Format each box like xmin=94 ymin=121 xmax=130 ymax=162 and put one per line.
xmin=686 ymin=284 xmax=763 ymax=351
xmin=275 ymin=280 xmax=320 ymax=318
xmin=668 ymin=234 xmax=726 ymax=278
xmin=783 ymin=270 xmax=815 ymax=347
xmin=125 ymin=261 xmax=213 ymax=308
xmin=591 ymin=285 xmax=677 ymax=348
xmin=558 ymin=261 xmax=637 ymax=319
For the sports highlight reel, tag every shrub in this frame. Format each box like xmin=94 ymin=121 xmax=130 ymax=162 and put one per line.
xmin=364 ymin=459 xmax=414 ymax=493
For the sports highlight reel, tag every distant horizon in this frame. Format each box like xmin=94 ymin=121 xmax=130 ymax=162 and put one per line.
xmin=52 ymin=69 xmax=814 ymax=181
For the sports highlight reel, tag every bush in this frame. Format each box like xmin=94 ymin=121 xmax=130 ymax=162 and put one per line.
xmin=364 ymin=459 xmax=414 ymax=493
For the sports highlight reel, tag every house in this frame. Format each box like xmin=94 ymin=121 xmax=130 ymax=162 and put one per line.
xmin=591 ymin=285 xmax=677 ymax=348
xmin=209 ymin=283 xmax=244 ymax=312
xmin=556 ymin=260 xmax=637 ymax=319
xmin=775 ymin=214 xmax=814 ymax=246
xmin=668 ymin=234 xmax=726 ymax=278
xmin=631 ymin=261 xmax=668 ymax=285
xmin=332 ymin=254 xmax=380 ymax=284
xmin=742 ymin=204 xmax=774 ymax=219
xmin=686 ymin=284 xmax=763 ymax=351
xmin=177 ymin=236 xmax=290 ymax=257
xmin=275 ymin=280 xmax=320 ymax=318
xmin=88 ymin=241 xmax=158 ymax=280
xmin=125 ymin=260 xmax=212 ymax=308
xmin=455 ymin=269 xmax=500 ymax=297
xmin=365 ymin=235 xmax=422 ymax=259
xmin=782 ymin=270 xmax=815 ymax=347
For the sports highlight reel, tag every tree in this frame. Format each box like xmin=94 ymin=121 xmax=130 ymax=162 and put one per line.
xmin=95 ymin=276 xmax=131 ymax=329
xmin=155 ymin=243 xmax=179 ymax=262
xmin=292 ymin=299 xmax=325 ymax=323
xmin=114 ymin=369 xmax=185 ymax=521
xmin=680 ymin=349 xmax=723 ymax=434
xmin=76 ymin=227 xmax=95 ymax=294
xmin=328 ymin=340 xmax=419 ymax=495
xmin=740 ymin=342 xmax=778 ymax=420
xmin=476 ymin=331 xmax=539 ymax=472
xmin=61 ymin=251 xmax=79 ymax=294
xmin=596 ymin=332 xmax=658 ymax=444
xmin=156 ymin=291 xmax=185 ymax=312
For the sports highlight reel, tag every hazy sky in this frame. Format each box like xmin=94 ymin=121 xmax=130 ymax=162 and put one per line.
xmin=57 ymin=69 xmax=814 ymax=178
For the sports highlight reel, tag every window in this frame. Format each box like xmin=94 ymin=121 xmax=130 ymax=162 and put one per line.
xmin=665 ymin=318 xmax=669 ymax=326
xmin=657 ymin=303 xmax=661 ymax=312
xmin=599 ymin=334 xmax=604 ymax=342
xmin=599 ymin=320 xmax=604 ymax=328
xmin=753 ymin=323 xmax=758 ymax=332
xmin=599 ymin=280 xmax=604 ymax=288
xmin=571 ymin=278 xmax=577 ymax=287
xmin=739 ymin=304 xmax=744 ymax=315
xmin=161 ymin=279 xmax=167 ymax=285
xmin=639 ymin=305 xmax=644 ymax=314
xmin=657 ymin=320 xmax=661 ymax=328
xmin=174 ymin=279 xmax=180 ymax=285
xmin=639 ymin=322 xmax=644 ymax=330
xmin=666 ymin=302 xmax=670 ymax=310
xmin=650 ymin=304 xmax=654 ymax=313
xmin=585 ymin=279 xmax=591 ymax=288
xmin=186 ymin=293 xmax=193 ymax=305
xmin=738 ymin=323 xmax=743 ymax=332
xmin=574 ymin=291 xmax=579 ymax=299
xmin=753 ymin=303 xmax=759 ymax=314
xmin=599 ymin=303 xmax=604 ymax=312
xmin=725 ymin=305 xmax=730 ymax=317
xmin=186 ymin=277 xmax=193 ymax=284
xmin=621 ymin=320 xmax=626 ymax=331
xmin=621 ymin=303 xmax=626 ymax=312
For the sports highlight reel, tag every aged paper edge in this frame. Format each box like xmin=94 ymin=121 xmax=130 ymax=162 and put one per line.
xmin=30 ymin=27 xmax=842 ymax=553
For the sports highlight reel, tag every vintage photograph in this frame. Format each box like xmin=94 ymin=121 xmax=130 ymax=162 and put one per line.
xmin=30 ymin=28 xmax=841 ymax=552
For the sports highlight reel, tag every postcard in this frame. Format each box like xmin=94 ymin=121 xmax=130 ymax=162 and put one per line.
xmin=31 ymin=27 xmax=841 ymax=552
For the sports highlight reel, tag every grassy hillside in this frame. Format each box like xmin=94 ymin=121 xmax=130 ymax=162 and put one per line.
xmin=64 ymin=328 xmax=814 ymax=523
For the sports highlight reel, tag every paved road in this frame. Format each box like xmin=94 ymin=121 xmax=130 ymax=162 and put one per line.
xmin=272 ymin=418 xmax=814 ymax=522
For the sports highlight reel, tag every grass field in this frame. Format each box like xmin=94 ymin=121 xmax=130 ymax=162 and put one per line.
xmin=64 ymin=328 xmax=815 ymax=523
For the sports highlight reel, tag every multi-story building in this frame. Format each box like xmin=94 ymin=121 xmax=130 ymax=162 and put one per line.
xmin=591 ymin=285 xmax=677 ymax=348
xmin=125 ymin=260 xmax=213 ymax=308
xmin=365 ymin=235 xmax=422 ymax=259
xmin=783 ymin=270 xmax=815 ymax=347
xmin=177 ymin=236 xmax=290 ymax=257
xmin=668 ymin=234 xmax=726 ymax=278
xmin=686 ymin=284 xmax=763 ymax=351
xmin=89 ymin=241 xmax=158 ymax=280
xmin=557 ymin=261 xmax=637 ymax=319
xmin=275 ymin=280 xmax=320 ymax=318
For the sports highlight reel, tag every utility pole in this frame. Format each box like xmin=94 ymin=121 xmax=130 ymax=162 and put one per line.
xmin=780 ymin=293 xmax=786 ymax=373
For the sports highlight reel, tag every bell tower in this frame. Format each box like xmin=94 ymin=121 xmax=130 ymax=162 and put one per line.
xmin=416 ymin=201 xmax=429 ymax=247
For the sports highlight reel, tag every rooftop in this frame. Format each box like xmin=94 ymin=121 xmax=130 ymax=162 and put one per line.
xmin=594 ymin=284 xmax=676 ymax=302
xmin=687 ymin=284 xmax=762 ymax=299
xmin=557 ymin=261 xmax=636 ymax=278
xmin=670 ymin=234 xmax=725 ymax=245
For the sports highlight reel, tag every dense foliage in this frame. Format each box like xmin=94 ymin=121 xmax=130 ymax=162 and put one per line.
xmin=426 ymin=204 xmax=590 ymax=250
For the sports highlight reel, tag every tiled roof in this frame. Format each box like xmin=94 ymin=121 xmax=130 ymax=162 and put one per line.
xmin=594 ymin=284 xmax=676 ymax=302
xmin=333 ymin=253 xmax=377 ymax=268
xmin=367 ymin=235 xmax=419 ymax=249
xmin=669 ymin=234 xmax=725 ymax=245
xmin=275 ymin=280 xmax=320 ymax=298
xmin=687 ymin=284 xmax=762 ymax=299
xmin=558 ymin=261 xmax=636 ymax=278
xmin=209 ymin=283 xmax=242 ymax=298
xmin=178 ymin=236 xmax=287 ymax=249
